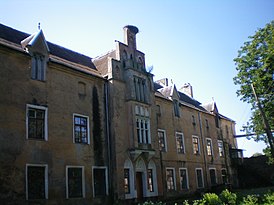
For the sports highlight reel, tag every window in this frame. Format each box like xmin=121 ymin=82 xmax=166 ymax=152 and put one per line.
xmin=73 ymin=114 xmax=90 ymax=144
xmin=134 ymin=76 xmax=147 ymax=103
xmin=158 ymin=129 xmax=167 ymax=152
xmin=215 ymin=114 xmax=220 ymax=128
xmin=147 ymin=169 xmax=154 ymax=192
xmin=176 ymin=132 xmax=185 ymax=154
xmin=221 ymin=169 xmax=228 ymax=184
xmin=135 ymin=106 xmax=150 ymax=144
xmin=205 ymin=119 xmax=209 ymax=129
xmin=173 ymin=99 xmax=180 ymax=117
xmin=192 ymin=115 xmax=196 ymax=126
xmin=209 ymin=168 xmax=217 ymax=186
xmin=218 ymin=140 xmax=224 ymax=157
xmin=206 ymin=138 xmax=213 ymax=156
xmin=124 ymin=169 xmax=130 ymax=194
xmin=31 ymin=53 xmax=46 ymax=81
xmin=179 ymin=168 xmax=189 ymax=190
xmin=66 ymin=166 xmax=85 ymax=198
xmin=93 ymin=167 xmax=108 ymax=197
xmin=26 ymin=104 xmax=48 ymax=140
xmin=124 ymin=159 xmax=134 ymax=198
xmin=166 ymin=168 xmax=176 ymax=191
xmin=195 ymin=168 xmax=204 ymax=188
xmin=26 ymin=164 xmax=48 ymax=200
xmin=192 ymin=136 xmax=200 ymax=155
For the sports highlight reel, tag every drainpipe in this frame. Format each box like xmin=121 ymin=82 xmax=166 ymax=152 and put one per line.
xmin=198 ymin=112 xmax=209 ymax=189
xmin=104 ymin=81 xmax=113 ymax=202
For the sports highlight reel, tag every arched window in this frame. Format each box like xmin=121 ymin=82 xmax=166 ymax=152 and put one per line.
xmin=124 ymin=159 xmax=134 ymax=198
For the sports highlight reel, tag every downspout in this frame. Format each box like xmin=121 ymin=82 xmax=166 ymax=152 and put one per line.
xmin=198 ymin=112 xmax=209 ymax=189
xmin=104 ymin=81 xmax=113 ymax=202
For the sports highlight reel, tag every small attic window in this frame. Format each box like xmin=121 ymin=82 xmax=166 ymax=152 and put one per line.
xmin=173 ymin=99 xmax=180 ymax=117
xmin=31 ymin=53 xmax=46 ymax=81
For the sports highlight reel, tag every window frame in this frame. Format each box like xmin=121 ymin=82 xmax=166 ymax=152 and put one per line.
xmin=73 ymin=113 xmax=90 ymax=144
xmin=173 ymin=99 xmax=180 ymax=117
xmin=192 ymin=136 xmax=200 ymax=155
xmin=26 ymin=164 xmax=48 ymax=200
xmin=195 ymin=168 xmax=204 ymax=189
xmin=31 ymin=53 xmax=47 ymax=81
xmin=147 ymin=168 xmax=154 ymax=192
xmin=92 ymin=166 xmax=109 ymax=197
xmin=221 ymin=168 xmax=228 ymax=184
xmin=66 ymin=166 xmax=85 ymax=199
xmin=176 ymin=132 xmax=185 ymax=154
xmin=124 ymin=168 xmax=131 ymax=194
xmin=206 ymin=138 xmax=213 ymax=156
xmin=166 ymin=167 xmax=176 ymax=191
xmin=26 ymin=104 xmax=48 ymax=141
xmin=179 ymin=168 xmax=189 ymax=190
xmin=158 ymin=129 xmax=167 ymax=152
xmin=135 ymin=106 xmax=151 ymax=145
xmin=209 ymin=168 xmax=217 ymax=186
xmin=218 ymin=140 xmax=224 ymax=157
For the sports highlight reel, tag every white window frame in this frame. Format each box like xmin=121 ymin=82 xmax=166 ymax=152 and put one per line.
xmin=192 ymin=135 xmax=200 ymax=155
xmin=179 ymin=168 xmax=189 ymax=190
xmin=66 ymin=166 xmax=85 ymax=199
xmin=166 ymin=167 xmax=176 ymax=191
xmin=147 ymin=160 xmax=158 ymax=197
xmin=158 ymin=129 xmax=167 ymax=152
xmin=124 ymin=159 xmax=135 ymax=199
xmin=92 ymin=166 xmax=109 ymax=197
xmin=135 ymin=106 xmax=151 ymax=145
xmin=195 ymin=168 xmax=204 ymax=188
xmin=26 ymin=164 xmax=48 ymax=200
xmin=209 ymin=168 xmax=218 ymax=185
xmin=176 ymin=132 xmax=185 ymax=154
xmin=218 ymin=140 xmax=224 ymax=157
xmin=26 ymin=104 xmax=48 ymax=141
xmin=206 ymin=138 xmax=213 ymax=156
xmin=73 ymin=113 xmax=90 ymax=144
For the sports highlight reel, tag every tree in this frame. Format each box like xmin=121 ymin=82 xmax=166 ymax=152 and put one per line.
xmin=233 ymin=21 xmax=274 ymax=159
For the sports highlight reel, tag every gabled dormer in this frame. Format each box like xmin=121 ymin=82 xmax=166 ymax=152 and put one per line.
xmin=21 ymin=30 xmax=49 ymax=81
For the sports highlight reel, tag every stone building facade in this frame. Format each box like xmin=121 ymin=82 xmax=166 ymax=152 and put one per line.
xmin=0 ymin=23 xmax=239 ymax=204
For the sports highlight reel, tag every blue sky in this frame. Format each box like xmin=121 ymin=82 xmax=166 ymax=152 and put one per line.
xmin=1 ymin=0 xmax=274 ymax=157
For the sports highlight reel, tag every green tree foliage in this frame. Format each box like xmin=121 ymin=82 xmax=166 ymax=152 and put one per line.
xmin=233 ymin=21 xmax=274 ymax=157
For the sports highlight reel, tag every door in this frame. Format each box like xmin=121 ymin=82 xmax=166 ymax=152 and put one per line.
xmin=136 ymin=172 xmax=143 ymax=200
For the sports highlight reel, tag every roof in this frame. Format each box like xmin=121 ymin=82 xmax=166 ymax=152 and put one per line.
xmin=0 ymin=23 xmax=96 ymax=70
xmin=93 ymin=50 xmax=116 ymax=76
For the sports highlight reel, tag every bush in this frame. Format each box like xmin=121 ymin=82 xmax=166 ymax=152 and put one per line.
xmin=262 ymin=192 xmax=274 ymax=205
xmin=219 ymin=189 xmax=237 ymax=205
xmin=202 ymin=193 xmax=222 ymax=205
xmin=241 ymin=195 xmax=259 ymax=205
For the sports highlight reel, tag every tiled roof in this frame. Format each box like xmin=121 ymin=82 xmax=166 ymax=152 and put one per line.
xmin=0 ymin=23 xmax=96 ymax=70
xmin=154 ymin=82 xmax=208 ymax=112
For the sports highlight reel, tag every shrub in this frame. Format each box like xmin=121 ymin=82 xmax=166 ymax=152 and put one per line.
xmin=219 ymin=189 xmax=237 ymax=205
xmin=202 ymin=193 xmax=222 ymax=205
xmin=262 ymin=192 xmax=274 ymax=205
xmin=241 ymin=195 xmax=259 ymax=205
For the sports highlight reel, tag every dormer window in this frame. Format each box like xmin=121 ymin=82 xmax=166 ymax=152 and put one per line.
xmin=21 ymin=30 xmax=49 ymax=81
xmin=173 ymin=99 xmax=180 ymax=117
xmin=31 ymin=53 xmax=46 ymax=81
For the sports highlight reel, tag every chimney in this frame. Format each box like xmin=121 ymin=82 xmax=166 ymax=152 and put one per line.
xmin=123 ymin=25 xmax=139 ymax=49
xmin=180 ymin=83 xmax=193 ymax=98
xmin=156 ymin=78 xmax=169 ymax=87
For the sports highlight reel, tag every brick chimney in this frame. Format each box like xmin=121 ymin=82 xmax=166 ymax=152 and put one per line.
xmin=124 ymin=25 xmax=139 ymax=49
xmin=180 ymin=83 xmax=193 ymax=98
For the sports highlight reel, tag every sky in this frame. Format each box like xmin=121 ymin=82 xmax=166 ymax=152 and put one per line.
xmin=1 ymin=0 xmax=273 ymax=157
